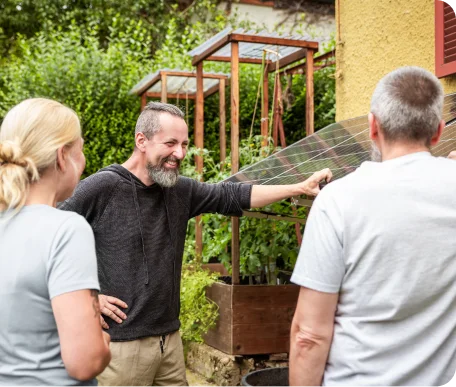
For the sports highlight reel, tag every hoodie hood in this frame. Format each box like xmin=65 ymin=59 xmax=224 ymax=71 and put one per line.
xmin=99 ymin=164 xmax=149 ymax=188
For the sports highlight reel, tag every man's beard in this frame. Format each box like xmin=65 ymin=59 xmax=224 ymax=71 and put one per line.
xmin=146 ymin=156 xmax=181 ymax=187
xmin=370 ymin=142 xmax=382 ymax=162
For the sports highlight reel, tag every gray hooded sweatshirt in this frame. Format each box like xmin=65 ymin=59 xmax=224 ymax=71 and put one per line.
xmin=59 ymin=164 xmax=252 ymax=341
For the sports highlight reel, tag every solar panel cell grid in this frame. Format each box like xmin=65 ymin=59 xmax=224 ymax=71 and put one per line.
xmin=226 ymin=93 xmax=456 ymax=187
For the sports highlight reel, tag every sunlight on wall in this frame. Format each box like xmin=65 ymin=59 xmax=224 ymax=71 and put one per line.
xmin=336 ymin=0 xmax=456 ymax=120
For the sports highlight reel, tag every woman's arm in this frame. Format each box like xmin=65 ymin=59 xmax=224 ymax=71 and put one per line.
xmin=52 ymin=289 xmax=111 ymax=381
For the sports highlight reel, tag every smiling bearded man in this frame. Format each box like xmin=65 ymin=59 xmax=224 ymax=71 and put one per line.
xmin=59 ymin=102 xmax=332 ymax=387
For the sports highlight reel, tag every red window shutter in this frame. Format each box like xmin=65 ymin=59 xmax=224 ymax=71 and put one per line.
xmin=436 ymin=1 xmax=456 ymax=77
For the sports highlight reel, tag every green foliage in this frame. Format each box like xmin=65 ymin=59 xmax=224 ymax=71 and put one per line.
xmin=0 ymin=0 xmax=225 ymax=58
xmin=282 ymin=65 xmax=336 ymax=144
xmin=179 ymin=264 xmax=219 ymax=343
xmin=182 ymin=136 xmax=310 ymax=281
xmin=0 ymin=25 xmax=146 ymax=176
xmin=0 ymin=1 xmax=237 ymax=176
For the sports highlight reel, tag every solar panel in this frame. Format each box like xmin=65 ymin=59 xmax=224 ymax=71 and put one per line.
xmin=225 ymin=93 xmax=456 ymax=187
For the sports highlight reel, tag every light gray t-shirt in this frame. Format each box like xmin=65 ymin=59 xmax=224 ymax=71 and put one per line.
xmin=292 ymin=152 xmax=456 ymax=386
xmin=0 ymin=205 xmax=100 ymax=386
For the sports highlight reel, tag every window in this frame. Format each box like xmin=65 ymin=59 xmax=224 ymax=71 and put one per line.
xmin=436 ymin=0 xmax=456 ymax=78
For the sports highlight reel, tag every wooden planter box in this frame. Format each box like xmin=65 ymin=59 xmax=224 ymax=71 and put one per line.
xmin=204 ymin=281 xmax=300 ymax=355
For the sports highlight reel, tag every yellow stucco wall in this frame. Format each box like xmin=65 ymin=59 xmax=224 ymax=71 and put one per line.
xmin=336 ymin=0 xmax=456 ymax=121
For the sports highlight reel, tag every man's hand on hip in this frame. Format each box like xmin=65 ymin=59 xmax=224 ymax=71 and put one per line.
xmin=99 ymin=295 xmax=128 ymax=329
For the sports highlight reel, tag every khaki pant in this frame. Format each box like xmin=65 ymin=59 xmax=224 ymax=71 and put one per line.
xmin=98 ymin=331 xmax=188 ymax=386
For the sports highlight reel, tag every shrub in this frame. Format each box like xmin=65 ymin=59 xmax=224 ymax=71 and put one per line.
xmin=0 ymin=24 xmax=147 ymax=175
xmin=180 ymin=264 xmax=219 ymax=343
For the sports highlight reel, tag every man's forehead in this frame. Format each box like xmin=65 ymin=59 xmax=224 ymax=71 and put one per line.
xmin=158 ymin=111 xmax=185 ymax=124
xmin=156 ymin=114 xmax=188 ymax=140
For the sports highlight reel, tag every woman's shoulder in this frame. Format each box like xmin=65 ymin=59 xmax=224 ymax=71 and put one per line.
xmin=20 ymin=205 xmax=92 ymax=234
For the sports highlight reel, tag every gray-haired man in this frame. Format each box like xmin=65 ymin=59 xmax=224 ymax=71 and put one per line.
xmin=289 ymin=66 xmax=456 ymax=386
xmin=60 ymin=102 xmax=331 ymax=386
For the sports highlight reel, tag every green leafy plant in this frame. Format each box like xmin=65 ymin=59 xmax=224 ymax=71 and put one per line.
xmin=182 ymin=136 xmax=310 ymax=281
xmin=179 ymin=264 xmax=219 ymax=343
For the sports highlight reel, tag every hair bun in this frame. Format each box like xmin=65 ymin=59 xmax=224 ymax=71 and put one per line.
xmin=0 ymin=140 xmax=26 ymax=165
xmin=0 ymin=141 xmax=39 ymax=180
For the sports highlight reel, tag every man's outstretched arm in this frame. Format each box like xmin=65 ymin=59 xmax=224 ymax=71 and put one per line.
xmin=289 ymin=287 xmax=338 ymax=386
xmin=250 ymin=168 xmax=332 ymax=208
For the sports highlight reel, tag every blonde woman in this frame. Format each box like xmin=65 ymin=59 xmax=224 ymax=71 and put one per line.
xmin=0 ymin=98 xmax=111 ymax=385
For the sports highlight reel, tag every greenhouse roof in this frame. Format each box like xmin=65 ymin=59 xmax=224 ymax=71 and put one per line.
xmin=188 ymin=28 xmax=321 ymax=68
xmin=130 ymin=69 xmax=229 ymax=99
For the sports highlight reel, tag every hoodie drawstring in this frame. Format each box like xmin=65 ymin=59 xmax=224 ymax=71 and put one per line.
xmin=161 ymin=187 xmax=178 ymax=315
xmin=129 ymin=174 xmax=149 ymax=285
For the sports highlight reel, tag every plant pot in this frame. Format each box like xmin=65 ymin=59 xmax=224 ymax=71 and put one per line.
xmin=241 ymin=367 xmax=289 ymax=386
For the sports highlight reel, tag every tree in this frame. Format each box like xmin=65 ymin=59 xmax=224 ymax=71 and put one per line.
xmin=0 ymin=0 xmax=219 ymax=58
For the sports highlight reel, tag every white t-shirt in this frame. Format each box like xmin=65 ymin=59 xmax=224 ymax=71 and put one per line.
xmin=292 ymin=152 xmax=456 ymax=386
xmin=0 ymin=205 xmax=100 ymax=386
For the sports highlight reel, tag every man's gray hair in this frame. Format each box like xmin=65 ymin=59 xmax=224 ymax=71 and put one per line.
xmin=370 ymin=66 xmax=444 ymax=146
xmin=135 ymin=102 xmax=185 ymax=138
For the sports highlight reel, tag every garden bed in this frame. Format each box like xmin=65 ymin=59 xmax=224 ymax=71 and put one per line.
xmin=204 ymin=280 xmax=299 ymax=355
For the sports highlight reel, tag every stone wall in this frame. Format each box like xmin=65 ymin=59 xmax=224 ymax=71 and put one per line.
xmin=186 ymin=342 xmax=289 ymax=386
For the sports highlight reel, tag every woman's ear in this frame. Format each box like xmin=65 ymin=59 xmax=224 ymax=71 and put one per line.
xmin=56 ymin=146 xmax=68 ymax=173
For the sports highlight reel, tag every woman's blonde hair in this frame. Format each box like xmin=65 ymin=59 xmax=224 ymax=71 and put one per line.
xmin=0 ymin=98 xmax=81 ymax=212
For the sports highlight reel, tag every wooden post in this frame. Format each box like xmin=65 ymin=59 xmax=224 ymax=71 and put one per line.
xmin=231 ymin=41 xmax=240 ymax=285
xmin=261 ymin=66 xmax=269 ymax=147
xmin=306 ymin=49 xmax=314 ymax=136
xmin=273 ymin=113 xmax=279 ymax=149
xmin=161 ymin=73 xmax=168 ymax=103
xmin=141 ymin=93 xmax=147 ymax=111
xmin=276 ymin=77 xmax=286 ymax=148
xmin=278 ymin=117 xmax=287 ymax=148
xmin=219 ymin=78 xmax=226 ymax=165
xmin=272 ymin=74 xmax=279 ymax=149
xmin=195 ymin=63 xmax=204 ymax=259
